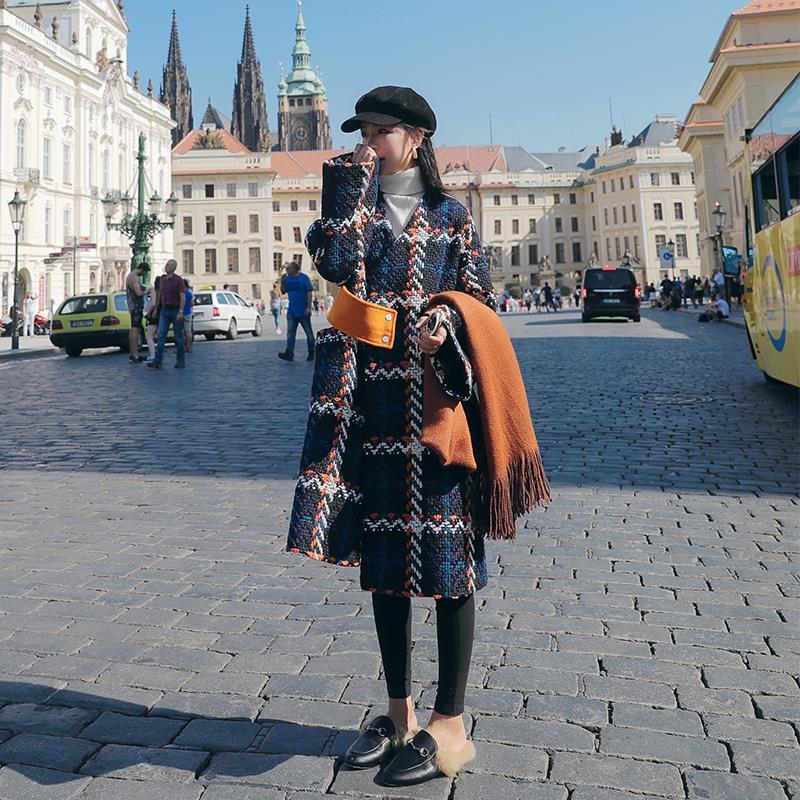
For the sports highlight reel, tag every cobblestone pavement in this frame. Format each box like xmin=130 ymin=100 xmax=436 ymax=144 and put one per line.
xmin=0 ymin=308 xmax=797 ymax=800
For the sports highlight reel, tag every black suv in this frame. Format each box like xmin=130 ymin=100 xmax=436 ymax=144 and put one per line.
xmin=581 ymin=266 xmax=641 ymax=322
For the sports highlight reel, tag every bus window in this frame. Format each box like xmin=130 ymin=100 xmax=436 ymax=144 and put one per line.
xmin=754 ymin=158 xmax=781 ymax=230
xmin=781 ymin=137 xmax=799 ymax=216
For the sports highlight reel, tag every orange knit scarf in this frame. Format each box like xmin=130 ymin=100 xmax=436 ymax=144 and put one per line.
xmin=421 ymin=291 xmax=551 ymax=539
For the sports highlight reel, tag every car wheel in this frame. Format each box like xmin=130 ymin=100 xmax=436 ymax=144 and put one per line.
xmin=65 ymin=346 xmax=82 ymax=358
xmin=226 ymin=319 xmax=237 ymax=340
xmin=204 ymin=333 xmax=215 ymax=341
xmin=252 ymin=317 xmax=262 ymax=337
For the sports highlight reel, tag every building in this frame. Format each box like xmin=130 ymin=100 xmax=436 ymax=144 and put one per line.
xmin=160 ymin=11 xmax=193 ymax=148
xmin=0 ymin=0 xmax=174 ymax=317
xmin=171 ymin=126 xmax=276 ymax=303
xmin=277 ymin=1 xmax=331 ymax=152
xmin=679 ymin=0 xmax=800 ymax=273
xmin=231 ymin=7 xmax=270 ymax=153
xmin=591 ymin=116 xmax=702 ymax=287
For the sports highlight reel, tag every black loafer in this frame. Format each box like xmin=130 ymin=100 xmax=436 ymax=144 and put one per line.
xmin=381 ymin=729 xmax=440 ymax=786
xmin=344 ymin=715 xmax=401 ymax=770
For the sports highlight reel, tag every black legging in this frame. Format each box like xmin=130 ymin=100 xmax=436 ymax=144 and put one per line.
xmin=371 ymin=592 xmax=474 ymax=716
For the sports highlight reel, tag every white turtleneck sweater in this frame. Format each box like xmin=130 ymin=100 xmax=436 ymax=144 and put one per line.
xmin=379 ymin=165 xmax=425 ymax=237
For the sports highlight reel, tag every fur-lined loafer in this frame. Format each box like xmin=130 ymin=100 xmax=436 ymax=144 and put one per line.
xmin=381 ymin=729 xmax=476 ymax=786
xmin=344 ymin=715 xmax=412 ymax=769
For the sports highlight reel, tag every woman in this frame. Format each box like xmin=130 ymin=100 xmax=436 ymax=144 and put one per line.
xmin=144 ymin=276 xmax=161 ymax=363
xmin=287 ymin=87 xmax=547 ymax=787
xmin=268 ymin=282 xmax=282 ymax=334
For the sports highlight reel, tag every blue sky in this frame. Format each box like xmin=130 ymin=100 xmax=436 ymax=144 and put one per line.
xmin=126 ymin=0 xmax=736 ymax=153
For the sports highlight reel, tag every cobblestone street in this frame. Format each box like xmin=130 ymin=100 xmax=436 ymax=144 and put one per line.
xmin=0 ymin=308 xmax=797 ymax=800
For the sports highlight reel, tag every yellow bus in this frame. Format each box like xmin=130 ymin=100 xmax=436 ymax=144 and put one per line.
xmin=744 ymin=73 xmax=800 ymax=388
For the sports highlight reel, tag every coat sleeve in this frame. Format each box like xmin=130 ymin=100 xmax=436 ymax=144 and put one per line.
xmin=305 ymin=155 xmax=379 ymax=286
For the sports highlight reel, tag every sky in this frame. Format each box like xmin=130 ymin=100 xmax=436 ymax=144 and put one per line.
xmin=125 ymin=0 xmax=738 ymax=154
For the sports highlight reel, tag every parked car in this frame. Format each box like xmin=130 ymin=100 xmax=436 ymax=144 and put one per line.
xmin=192 ymin=290 xmax=262 ymax=340
xmin=581 ymin=266 xmax=641 ymax=322
xmin=49 ymin=291 xmax=138 ymax=357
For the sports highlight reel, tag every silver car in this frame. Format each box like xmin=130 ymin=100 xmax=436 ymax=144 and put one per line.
xmin=192 ymin=290 xmax=263 ymax=340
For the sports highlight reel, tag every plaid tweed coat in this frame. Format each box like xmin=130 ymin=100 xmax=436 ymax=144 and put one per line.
xmin=287 ymin=154 xmax=497 ymax=598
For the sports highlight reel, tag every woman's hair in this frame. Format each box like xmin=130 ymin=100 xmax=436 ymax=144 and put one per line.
xmin=402 ymin=124 xmax=446 ymax=205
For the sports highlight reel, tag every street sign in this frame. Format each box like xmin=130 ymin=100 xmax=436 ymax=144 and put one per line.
xmin=658 ymin=248 xmax=675 ymax=271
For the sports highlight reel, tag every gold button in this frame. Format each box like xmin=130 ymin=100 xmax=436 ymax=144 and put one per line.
xmin=385 ymin=313 xmax=392 ymax=321
xmin=381 ymin=335 xmax=389 ymax=343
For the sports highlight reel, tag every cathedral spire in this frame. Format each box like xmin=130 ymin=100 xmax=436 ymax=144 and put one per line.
xmin=160 ymin=10 xmax=193 ymax=147
xmin=231 ymin=5 xmax=270 ymax=152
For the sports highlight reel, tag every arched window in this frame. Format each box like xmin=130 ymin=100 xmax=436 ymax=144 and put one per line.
xmin=101 ymin=149 xmax=109 ymax=191
xmin=85 ymin=27 xmax=92 ymax=59
xmin=16 ymin=119 xmax=26 ymax=169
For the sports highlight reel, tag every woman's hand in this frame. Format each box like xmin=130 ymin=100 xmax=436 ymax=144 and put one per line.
xmin=415 ymin=312 xmax=448 ymax=356
xmin=352 ymin=143 xmax=378 ymax=164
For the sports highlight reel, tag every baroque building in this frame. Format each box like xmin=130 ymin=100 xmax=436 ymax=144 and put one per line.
xmin=160 ymin=10 xmax=193 ymax=148
xmin=0 ymin=0 xmax=174 ymax=316
xmin=231 ymin=6 xmax=270 ymax=153
xmin=277 ymin=1 xmax=331 ymax=152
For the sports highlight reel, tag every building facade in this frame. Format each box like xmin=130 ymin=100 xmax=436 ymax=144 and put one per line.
xmin=679 ymin=0 xmax=800 ymax=272
xmin=0 ymin=0 xmax=174 ymax=317
xmin=171 ymin=128 xmax=276 ymax=303
xmin=277 ymin=1 xmax=331 ymax=152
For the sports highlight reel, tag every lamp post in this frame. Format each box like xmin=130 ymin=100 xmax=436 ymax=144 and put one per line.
xmin=102 ymin=133 xmax=177 ymax=279
xmin=7 ymin=190 xmax=27 ymax=351
xmin=667 ymin=238 xmax=676 ymax=281
xmin=712 ymin=201 xmax=729 ymax=303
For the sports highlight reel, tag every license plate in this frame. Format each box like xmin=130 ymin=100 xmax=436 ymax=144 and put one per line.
xmin=70 ymin=319 xmax=94 ymax=327
xmin=603 ymin=298 xmax=621 ymax=304
xmin=194 ymin=311 xmax=204 ymax=318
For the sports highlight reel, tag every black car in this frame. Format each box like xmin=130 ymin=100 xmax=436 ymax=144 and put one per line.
xmin=581 ymin=266 xmax=641 ymax=322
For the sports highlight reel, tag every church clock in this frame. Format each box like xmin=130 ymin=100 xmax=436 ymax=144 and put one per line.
xmin=293 ymin=123 xmax=309 ymax=144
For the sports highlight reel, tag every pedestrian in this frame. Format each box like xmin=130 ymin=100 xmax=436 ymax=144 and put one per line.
xmin=23 ymin=291 xmax=37 ymax=336
xmin=534 ymin=287 xmax=541 ymax=311
xmin=144 ymin=276 xmax=161 ymax=363
xmin=694 ymin=276 xmax=704 ymax=307
xmin=268 ymin=281 xmax=282 ymax=334
xmin=148 ymin=259 xmax=186 ymax=369
xmin=712 ymin=268 xmax=725 ymax=300
xmin=542 ymin=281 xmax=553 ymax=312
xmin=553 ymin=286 xmax=562 ymax=310
xmin=183 ymin=279 xmax=193 ymax=353
xmin=277 ymin=261 xmax=315 ymax=361
xmin=523 ymin=289 xmax=532 ymax=312
xmin=286 ymin=86 xmax=550 ymax=788
xmin=125 ymin=261 xmax=149 ymax=362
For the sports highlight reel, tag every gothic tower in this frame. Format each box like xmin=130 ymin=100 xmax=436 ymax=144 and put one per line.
xmin=231 ymin=6 xmax=270 ymax=152
xmin=278 ymin=0 xmax=332 ymax=152
xmin=160 ymin=10 xmax=193 ymax=147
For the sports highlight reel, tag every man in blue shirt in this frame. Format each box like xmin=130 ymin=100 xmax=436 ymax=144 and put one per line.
xmin=278 ymin=261 xmax=315 ymax=361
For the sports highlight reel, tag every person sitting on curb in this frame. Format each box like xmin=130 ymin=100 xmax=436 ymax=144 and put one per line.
xmin=698 ymin=297 xmax=730 ymax=322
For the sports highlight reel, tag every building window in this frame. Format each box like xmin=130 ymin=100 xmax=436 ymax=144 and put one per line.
xmin=252 ymin=283 xmax=262 ymax=299
xmin=676 ymin=234 xmax=688 ymax=257
xmin=494 ymin=219 xmax=502 ymax=235
xmin=555 ymin=217 xmax=563 ymax=233
xmin=63 ymin=143 xmax=72 ymax=184
xmin=671 ymin=172 xmax=680 ymax=186
xmin=696 ymin=233 xmax=700 ymax=256
xmin=493 ymin=195 xmax=500 ymax=206
xmin=290 ymin=200 xmax=298 ymax=212
xmin=227 ymin=215 xmax=237 ymax=234
xmin=182 ymin=216 xmax=192 ymax=235
xmin=248 ymin=182 xmax=258 ymax=198
xmin=272 ymin=200 xmax=280 ymax=212
xmin=309 ymin=199 xmax=317 ymax=211
xmin=88 ymin=142 xmax=95 ymax=186
xmin=622 ymin=206 xmax=627 ymax=224
xmin=631 ymin=204 xmax=637 ymax=223
xmin=611 ymin=179 xmax=616 ymax=192
xmin=602 ymin=181 xmax=607 ymax=194
xmin=690 ymin=171 xmax=695 ymax=185
xmin=226 ymin=183 xmax=237 ymax=198
xmin=553 ymin=193 xmax=561 ymax=205
xmin=227 ymin=248 xmax=239 ymax=272
xmin=511 ymin=194 xmax=518 ymax=206
xmin=555 ymin=243 xmax=565 ymax=263
xmin=273 ymin=252 xmax=283 ymax=270
xmin=182 ymin=184 xmax=192 ymax=199
xmin=569 ymin=193 xmax=577 ymax=205
xmin=528 ymin=244 xmax=538 ymax=264
xmin=249 ymin=247 xmax=261 ymax=272
xmin=529 ymin=218 xmax=536 ymax=233
xmin=512 ymin=219 xmax=519 ymax=235
xmin=511 ymin=245 xmax=520 ymax=266
xmin=293 ymin=226 xmax=302 ymax=243
xmin=590 ymin=191 xmax=595 ymax=202
xmin=591 ymin=215 xmax=596 ymax=232
xmin=42 ymin=136 xmax=51 ymax=179
xmin=624 ymin=236 xmax=630 ymax=253
xmin=205 ymin=216 xmax=215 ymax=234
xmin=612 ymin=207 xmax=618 ymax=225
xmin=205 ymin=184 xmax=214 ymax=198
xmin=293 ymin=253 xmax=303 ymax=267
xmin=606 ymin=238 xmax=611 ymax=259
xmin=250 ymin=214 xmax=259 ymax=234
xmin=64 ymin=95 xmax=72 ymax=116
xmin=273 ymin=226 xmax=282 ymax=242
xmin=655 ymin=234 xmax=666 ymax=252
xmin=101 ymin=149 xmax=109 ymax=190
xmin=650 ymin=173 xmax=660 ymax=187
xmin=571 ymin=216 xmax=579 ymax=232
xmin=205 ymin=249 xmax=217 ymax=273
xmin=44 ymin=206 xmax=52 ymax=244
xmin=572 ymin=242 xmax=582 ymax=262
xmin=603 ymin=208 xmax=609 ymax=226
xmin=634 ymin=236 xmax=640 ymax=259
xmin=527 ymin=193 xmax=535 ymax=205
xmin=614 ymin=237 xmax=621 ymax=259
xmin=653 ymin=203 xmax=663 ymax=221
xmin=44 ymin=86 xmax=53 ymax=107
xmin=674 ymin=202 xmax=684 ymax=220
xmin=182 ymin=250 xmax=194 ymax=274
xmin=629 ymin=175 xmax=634 ymax=189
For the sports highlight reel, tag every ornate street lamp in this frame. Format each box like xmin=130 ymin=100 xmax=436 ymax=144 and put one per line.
xmin=103 ymin=133 xmax=177 ymax=278
xmin=7 ymin=190 xmax=27 ymax=351
xmin=712 ymin=201 xmax=730 ymax=303
xmin=667 ymin=238 xmax=676 ymax=281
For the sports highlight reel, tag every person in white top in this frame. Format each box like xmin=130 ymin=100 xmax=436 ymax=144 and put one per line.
xmin=23 ymin=291 xmax=37 ymax=336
